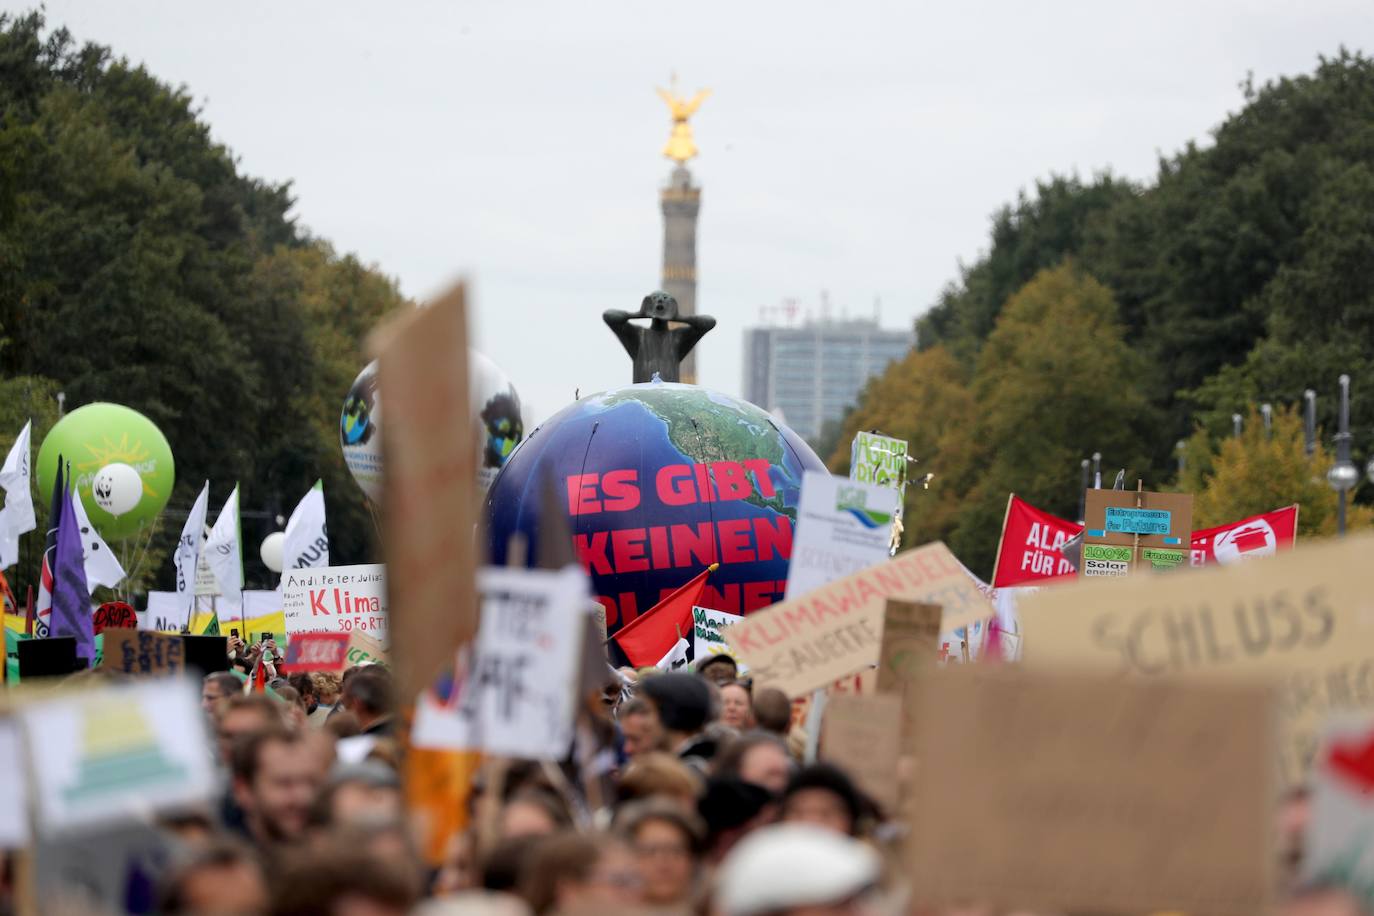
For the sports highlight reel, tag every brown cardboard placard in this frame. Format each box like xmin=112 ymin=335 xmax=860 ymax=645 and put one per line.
xmin=1083 ymin=488 xmax=1193 ymax=550
xmin=372 ymin=282 xmax=479 ymax=707
xmin=723 ymin=541 xmax=991 ymax=697
xmin=1018 ymin=531 xmax=1374 ymax=785
xmin=875 ymin=600 xmax=942 ymax=695
xmin=99 ymin=629 xmax=185 ymax=676
xmin=345 ymin=630 xmax=388 ymax=668
xmin=820 ymin=693 xmax=903 ymax=815
xmin=906 ymin=668 xmax=1275 ymax=916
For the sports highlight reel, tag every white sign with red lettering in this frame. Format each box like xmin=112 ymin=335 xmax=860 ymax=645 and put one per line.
xmin=281 ymin=563 xmax=387 ymax=640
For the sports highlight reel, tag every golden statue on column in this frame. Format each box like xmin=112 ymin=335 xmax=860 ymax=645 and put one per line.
xmin=657 ymin=75 xmax=710 ymax=164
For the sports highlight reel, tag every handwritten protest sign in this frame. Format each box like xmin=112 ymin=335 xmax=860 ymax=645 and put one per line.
xmin=876 ymin=600 xmax=941 ymax=695
xmin=20 ymin=677 xmax=215 ymax=836
xmin=784 ymin=472 xmax=899 ymax=600
xmin=141 ymin=590 xmax=189 ymax=633
xmin=849 ymin=431 xmax=908 ymax=490
xmin=91 ymin=602 xmax=137 ymax=636
xmin=285 ymin=632 xmax=350 ymax=672
xmin=821 ymin=693 xmax=903 ymax=814
xmin=906 ymin=668 xmax=1275 ymax=916
xmin=374 ymin=282 xmax=478 ymax=706
xmin=410 ymin=566 xmax=589 ymax=759
xmin=281 ymin=564 xmax=386 ymax=638
xmin=346 ymin=629 xmax=388 ymax=667
xmin=1018 ymin=532 xmax=1374 ymax=785
xmin=99 ymin=629 xmax=185 ymax=676
xmin=692 ymin=606 xmax=746 ymax=673
xmin=724 ymin=541 xmax=992 ymax=697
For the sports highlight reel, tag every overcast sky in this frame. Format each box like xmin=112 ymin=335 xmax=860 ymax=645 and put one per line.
xmin=23 ymin=0 xmax=1373 ymax=425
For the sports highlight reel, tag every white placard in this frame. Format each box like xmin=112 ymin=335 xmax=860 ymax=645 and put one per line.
xmin=20 ymin=678 xmax=215 ymax=836
xmin=281 ymin=564 xmax=387 ymax=639
xmin=141 ymin=590 xmax=188 ymax=633
xmin=0 ymin=720 xmax=29 ymax=848
xmin=411 ymin=565 xmax=588 ymax=759
xmin=692 ymin=606 xmax=748 ymax=674
xmin=1303 ymin=715 xmax=1374 ymax=905
xmin=784 ymin=472 xmax=899 ymax=600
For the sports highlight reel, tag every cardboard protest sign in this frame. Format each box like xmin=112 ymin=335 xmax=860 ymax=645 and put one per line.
xmin=821 ymin=693 xmax=903 ymax=814
xmin=1018 ymin=532 xmax=1374 ymax=785
xmin=876 ymin=600 xmax=941 ymax=695
xmin=692 ymin=606 xmax=746 ymax=673
xmin=849 ymin=431 xmax=907 ymax=490
xmin=284 ymin=632 xmax=350 ymax=672
xmin=1082 ymin=488 xmax=1193 ymax=575
xmin=725 ymin=541 xmax=992 ymax=697
xmin=990 ymin=495 xmax=1078 ymax=588
xmin=410 ymin=566 xmax=589 ymax=759
xmin=100 ymin=629 xmax=185 ymax=676
xmin=346 ymin=629 xmax=388 ymax=668
xmin=281 ymin=564 xmax=386 ymax=639
xmin=1303 ymin=715 xmax=1374 ymax=905
xmin=20 ymin=677 xmax=215 ymax=836
xmin=373 ymin=282 xmax=478 ymax=707
xmin=906 ymin=668 xmax=1276 ymax=916
xmin=785 ymin=472 xmax=899 ymax=600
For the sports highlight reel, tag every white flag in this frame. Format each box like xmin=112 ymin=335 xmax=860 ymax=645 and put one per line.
xmin=205 ymin=484 xmax=243 ymax=618
xmin=281 ymin=480 xmax=328 ymax=582
xmin=655 ymin=638 xmax=692 ymax=672
xmin=174 ymin=483 xmax=210 ymax=624
xmin=69 ymin=486 xmax=125 ymax=590
xmin=0 ymin=421 xmax=35 ymax=569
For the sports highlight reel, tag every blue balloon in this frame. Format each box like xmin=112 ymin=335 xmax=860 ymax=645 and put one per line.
xmin=485 ymin=381 xmax=826 ymax=635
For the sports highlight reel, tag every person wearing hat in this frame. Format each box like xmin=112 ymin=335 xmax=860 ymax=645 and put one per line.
xmin=697 ymin=777 xmax=777 ymax=865
xmin=639 ymin=673 xmax=719 ymax=768
xmin=695 ymin=652 xmax=738 ymax=687
xmin=714 ymin=823 xmax=881 ymax=916
xmin=778 ymin=763 xmax=868 ymax=837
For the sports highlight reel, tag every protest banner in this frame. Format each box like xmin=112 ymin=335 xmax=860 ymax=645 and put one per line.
xmin=1018 ymin=531 xmax=1374 ymax=785
xmin=849 ymin=431 xmax=907 ymax=490
xmin=1191 ymin=505 xmax=1299 ymax=566
xmin=91 ymin=602 xmax=137 ymax=636
xmin=373 ymin=281 xmax=478 ymax=707
xmin=98 ymin=629 xmax=184 ymax=676
xmin=410 ymin=566 xmax=589 ymax=759
xmin=284 ymin=632 xmax=350 ymax=672
xmin=692 ymin=606 xmax=746 ymax=673
xmin=785 ymin=472 xmax=899 ymax=601
xmin=141 ymin=590 xmax=188 ymax=634
xmin=906 ymin=668 xmax=1275 ymax=916
xmin=281 ymin=564 xmax=386 ymax=639
xmin=346 ymin=629 xmax=388 ymax=667
xmin=1082 ymin=488 xmax=1193 ymax=575
xmin=1303 ymin=714 xmax=1374 ymax=906
xmin=990 ymin=495 xmax=1078 ymax=587
xmin=820 ymin=693 xmax=903 ymax=814
xmin=724 ymin=541 xmax=992 ymax=697
xmin=19 ymin=678 xmax=215 ymax=836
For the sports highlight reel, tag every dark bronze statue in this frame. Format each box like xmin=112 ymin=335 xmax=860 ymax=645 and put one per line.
xmin=603 ymin=291 xmax=715 ymax=384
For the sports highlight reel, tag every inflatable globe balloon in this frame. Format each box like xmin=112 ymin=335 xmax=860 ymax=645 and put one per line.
xmin=485 ymin=381 xmax=825 ymax=635
xmin=340 ymin=351 xmax=524 ymax=501
xmin=340 ymin=361 xmax=383 ymax=502
xmin=37 ymin=403 xmax=175 ymax=540
xmin=260 ymin=531 xmax=285 ymax=573
xmin=91 ymin=463 xmax=143 ymax=516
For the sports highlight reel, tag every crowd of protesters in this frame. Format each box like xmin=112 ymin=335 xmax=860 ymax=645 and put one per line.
xmin=7 ymin=637 xmax=1368 ymax=916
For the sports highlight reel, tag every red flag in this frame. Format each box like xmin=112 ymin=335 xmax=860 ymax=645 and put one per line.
xmin=611 ymin=564 xmax=717 ymax=668
xmin=991 ymin=495 xmax=1080 ymax=588
xmin=1191 ymin=505 xmax=1299 ymax=567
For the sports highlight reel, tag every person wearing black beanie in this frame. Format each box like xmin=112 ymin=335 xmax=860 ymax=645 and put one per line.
xmin=638 ymin=673 xmax=722 ymax=767
xmin=778 ymin=763 xmax=867 ymax=837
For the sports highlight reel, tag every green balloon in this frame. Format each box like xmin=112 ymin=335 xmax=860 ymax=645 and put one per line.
xmin=36 ymin=403 xmax=176 ymax=541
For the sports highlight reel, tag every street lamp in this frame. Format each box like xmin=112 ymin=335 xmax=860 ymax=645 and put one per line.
xmin=1305 ymin=390 xmax=1317 ymax=457
xmin=1327 ymin=374 xmax=1358 ymax=536
xmin=1261 ymin=403 xmax=1272 ymax=438
xmin=1092 ymin=452 xmax=1101 ymax=489
xmin=1232 ymin=413 xmax=1243 ymax=437
xmin=1175 ymin=440 xmax=1186 ymax=475
xmin=1077 ymin=458 xmax=1089 ymax=524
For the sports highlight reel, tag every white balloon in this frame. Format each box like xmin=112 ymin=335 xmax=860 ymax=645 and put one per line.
xmin=260 ymin=531 xmax=285 ymax=573
xmin=91 ymin=463 xmax=142 ymax=516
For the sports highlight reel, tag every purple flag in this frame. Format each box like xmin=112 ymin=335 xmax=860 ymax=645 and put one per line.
xmin=49 ymin=477 xmax=93 ymax=666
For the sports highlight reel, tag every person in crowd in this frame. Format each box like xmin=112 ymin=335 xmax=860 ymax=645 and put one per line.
xmin=697 ymin=777 xmax=777 ymax=865
xmin=499 ymin=787 xmax=574 ymax=839
xmin=309 ymin=760 xmax=404 ymax=832
xmin=713 ymin=823 xmax=881 ymax=916
xmin=286 ymin=672 xmax=325 ymax=726
xmin=639 ymin=672 xmax=717 ymax=767
xmin=431 ymin=830 xmax=479 ymax=897
xmin=751 ymin=687 xmax=793 ymax=737
xmin=273 ymin=685 xmax=309 ymax=731
xmin=719 ymin=680 xmax=756 ymax=731
xmin=202 ymin=671 xmax=242 ymax=718
xmin=231 ymin=727 xmax=324 ymax=848
xmin=616 ymin=751 xmax=702 ymax=812
xmin=217 ymin=695 xmax=286 ymax=767
xmin=620 ymin=697 xmax=668 ymax=759
xmin=159 ymin=839 xmax=269 ymax=915
xmin=616 ymin=799 xmax=706 ymax=912
xmin=695 ymin=653 xmax=738 ymax=687
xmin=339 ymin=668 xmax=395 ymax=736
xmin=714 ymin=731 xmax=794 ymax=794
xmin=518 ymin=831 xmax=641 ymax=914
xmin=480 ymin=835 xmax=542 ymax=896
xmin=325 ymin=709 xmax=362 ymax=739
xmin=313 ymin=671 xmax=343 ymax=719
xmin=779 ymin=764 xmax=867 ymax=837
xmin=268 ymin=844 xmax=419 ymax=916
